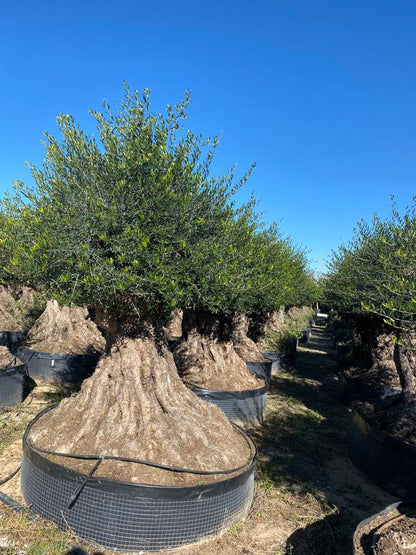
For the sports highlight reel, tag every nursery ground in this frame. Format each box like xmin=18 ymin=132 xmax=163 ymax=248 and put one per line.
xmin=0 ymin=321 xmax=396 ymax=554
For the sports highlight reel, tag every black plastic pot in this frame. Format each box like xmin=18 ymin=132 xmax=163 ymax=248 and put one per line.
xmin=0 ymin=331 xmax=27 ymax=355
xmin=298 ymin=326 xmax=311 ymax=344
xmin=246 ymin=361 xmax=272 ymax=385
xmin=261 ymin=352 xmax=293 ymax=373
xmin=338 ymin=374 xmax=401 ymax=406
xmin=353 ymin=501 xmax=416 ymax=554
xmin=17 ymin=348 xmax=100 ymax=386
xmin=21 ymin=406 xmax=257 ymax=552
xmin=348 ymin=408 xmax=416 ymax=499
xmin=191 ymin=384 xmax=267 ymax=427
xmin=0 ymin=364 xmax=35 ymax=407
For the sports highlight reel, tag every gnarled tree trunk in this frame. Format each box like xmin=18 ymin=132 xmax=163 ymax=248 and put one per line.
xmin=394 ymin=337 xmax=416 ymax=404
xmin=29 ymin=324 xmax=251 ymax=486
xmin=174 ymin=311 xmax=264 ymax=391
xmin=367 ymin=333 xmax=416 ymax=444
xmin=163 ymin=308 xmax=183 ymax=341
xmin=25 ymin=299 xmax=105 ymax=355
xmin=0 ymin=286 xmax=35 ymax=331
xmin=232 ymin=313 xmax=267 ymax=362
xmin=369 ymin=332 xmax=401 ymax=389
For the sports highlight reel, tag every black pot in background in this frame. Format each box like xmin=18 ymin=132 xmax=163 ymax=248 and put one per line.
xmin=353 ymin=501 xmax=416 ymax=554
xmin=246 ymin=361 xmax=271 ymax=385
xmin=17 ymin=348 xmax=100 ymax=386
xmin=0 ymin=363 xmax=35 ymax=407
xmin=348 ymin=408 xmax=416 ymax=499
xmin=191 ymin=384 xmax=267 ymax=427
xmin=338 ymin=373 xmax=401 ymax=406
xmin=0 ymin=331 xmax=27 ymax=354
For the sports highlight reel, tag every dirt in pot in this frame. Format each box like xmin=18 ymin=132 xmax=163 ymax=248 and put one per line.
xmin=373 ymin=512 xmax=416 ymax=554
xmin=28 ymin=328 xmax=253 ymax=486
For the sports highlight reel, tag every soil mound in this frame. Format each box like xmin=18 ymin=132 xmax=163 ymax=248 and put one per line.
xmin=25 ymin=300 xmax=105 ymax=355
xmin=29 ymin=333 xmax=252 ymax=486
xmin=174 ymin=330 xmax=264 ymax=391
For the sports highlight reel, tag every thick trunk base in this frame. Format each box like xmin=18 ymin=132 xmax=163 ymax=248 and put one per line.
xmin=232 ymin=313 xmax=268 ymax=362
xmin=25 ymin=300 xmax=105 ymax=355
xmin=174 ymin=330 xmax=264 ymax=391
xmin=29 ymin=333 xmax=251 ymax=485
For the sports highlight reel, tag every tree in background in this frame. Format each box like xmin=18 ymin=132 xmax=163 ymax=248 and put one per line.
xmin=325 ymin=201 xmax=416 ymax=434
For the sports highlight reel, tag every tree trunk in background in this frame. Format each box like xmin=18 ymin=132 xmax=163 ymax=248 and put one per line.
xmin=163 ymin=308 xmax=183 ymax=341
xmin=174 ymin=310 xmax=263 ymax=391
xmin=0 ymin=285 xmax=36 ymax=331
xmin=25 ymin=299 xmax=105 ymax=355
xmin=394 ymin=336 xmax=416 ymax=404
xmin=232 ymin=313 xmax=267 ymax=362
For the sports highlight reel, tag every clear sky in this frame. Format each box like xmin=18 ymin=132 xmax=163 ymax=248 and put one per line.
xmin=1 ymin=0 xmax=415 ymax=274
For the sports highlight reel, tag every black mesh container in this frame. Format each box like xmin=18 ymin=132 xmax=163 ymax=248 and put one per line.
xmin=246 ymin=361 xmax=272 ymax=385
xmin=21 ymin=409 xmax=256 ymax=552
xmin=0 ymin=364 xmax=34 ymax=407
xmin=17 ymin=348 xmax=100 ymax=386
xmin=191 ymin=385 xmax=267 ymax=427
xmin=298 ymin=326 xmax=311 ymax=344
xmin=338 ymin=374 xmax=401 ymax=406
xmin=261 ymin=352 xmax=292 ymax=373
xmin=348 ymin=408 xmax=416 ymax=499
xmin=0 ymin=331 xmax=27 ymax=354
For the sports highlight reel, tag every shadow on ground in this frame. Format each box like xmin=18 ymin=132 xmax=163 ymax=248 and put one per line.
xmin=250 ymin=323 xmax=395 ymax=555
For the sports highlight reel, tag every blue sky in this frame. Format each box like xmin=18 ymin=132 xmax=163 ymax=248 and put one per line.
xmin=1 ymin=0 xmax=416 ymax=274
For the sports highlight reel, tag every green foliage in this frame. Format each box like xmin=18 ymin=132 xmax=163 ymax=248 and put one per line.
xmin=265 ymin=306 xmax=314 ymax=354
xmin=324 ymin=199 xmax=416 ymax=336
xmin=266 ymin=328 xmax=299 ymax=354
xmin=0 ymin=85 xmax=315 ymax=320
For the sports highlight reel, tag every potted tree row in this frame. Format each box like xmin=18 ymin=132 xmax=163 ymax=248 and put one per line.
xmin=0 ymin=86 xmax=317 ymax=551
xmin=325 ymin=202 xmax=416 ymax=504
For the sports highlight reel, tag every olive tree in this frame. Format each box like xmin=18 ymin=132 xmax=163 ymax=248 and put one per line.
xmin=325 ymin=201 xmax=416 ymax=426
xmin=1 ymin=86 xmax=263 ymax=481
xmin=2 ymin=85 xmax=316 ymax=479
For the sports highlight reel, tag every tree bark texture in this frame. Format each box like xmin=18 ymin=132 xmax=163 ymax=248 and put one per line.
xmin=25 ymin=300 xmax=105 ymax=355
xmin=29 ymin=331 xmax=251 ymax=485
xmin=174 ymin=329 xmax=264 ymax=391
xmin=232 ymin=313 xmax=268 ymax=362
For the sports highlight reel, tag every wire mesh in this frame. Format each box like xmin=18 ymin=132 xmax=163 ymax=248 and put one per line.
xmin=21 ymin=419 xmax=256 ymax=551
xmin=192 ymin=385 xmax=267 ymax=427
xmin=17 ymin=348 xmax=99 ymax=386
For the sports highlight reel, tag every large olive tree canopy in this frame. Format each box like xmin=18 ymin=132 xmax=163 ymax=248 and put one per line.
xmin=0 ymin=85 xmax=314 ymax=321
xmin=0 ymin=86 xmax=319 ymax=478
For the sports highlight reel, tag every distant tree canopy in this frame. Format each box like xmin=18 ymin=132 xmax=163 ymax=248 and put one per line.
xmin=324 ymin=201 xmax=416 ymax=338
xmin=0 ymin=86 xmax=316 ymax=321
